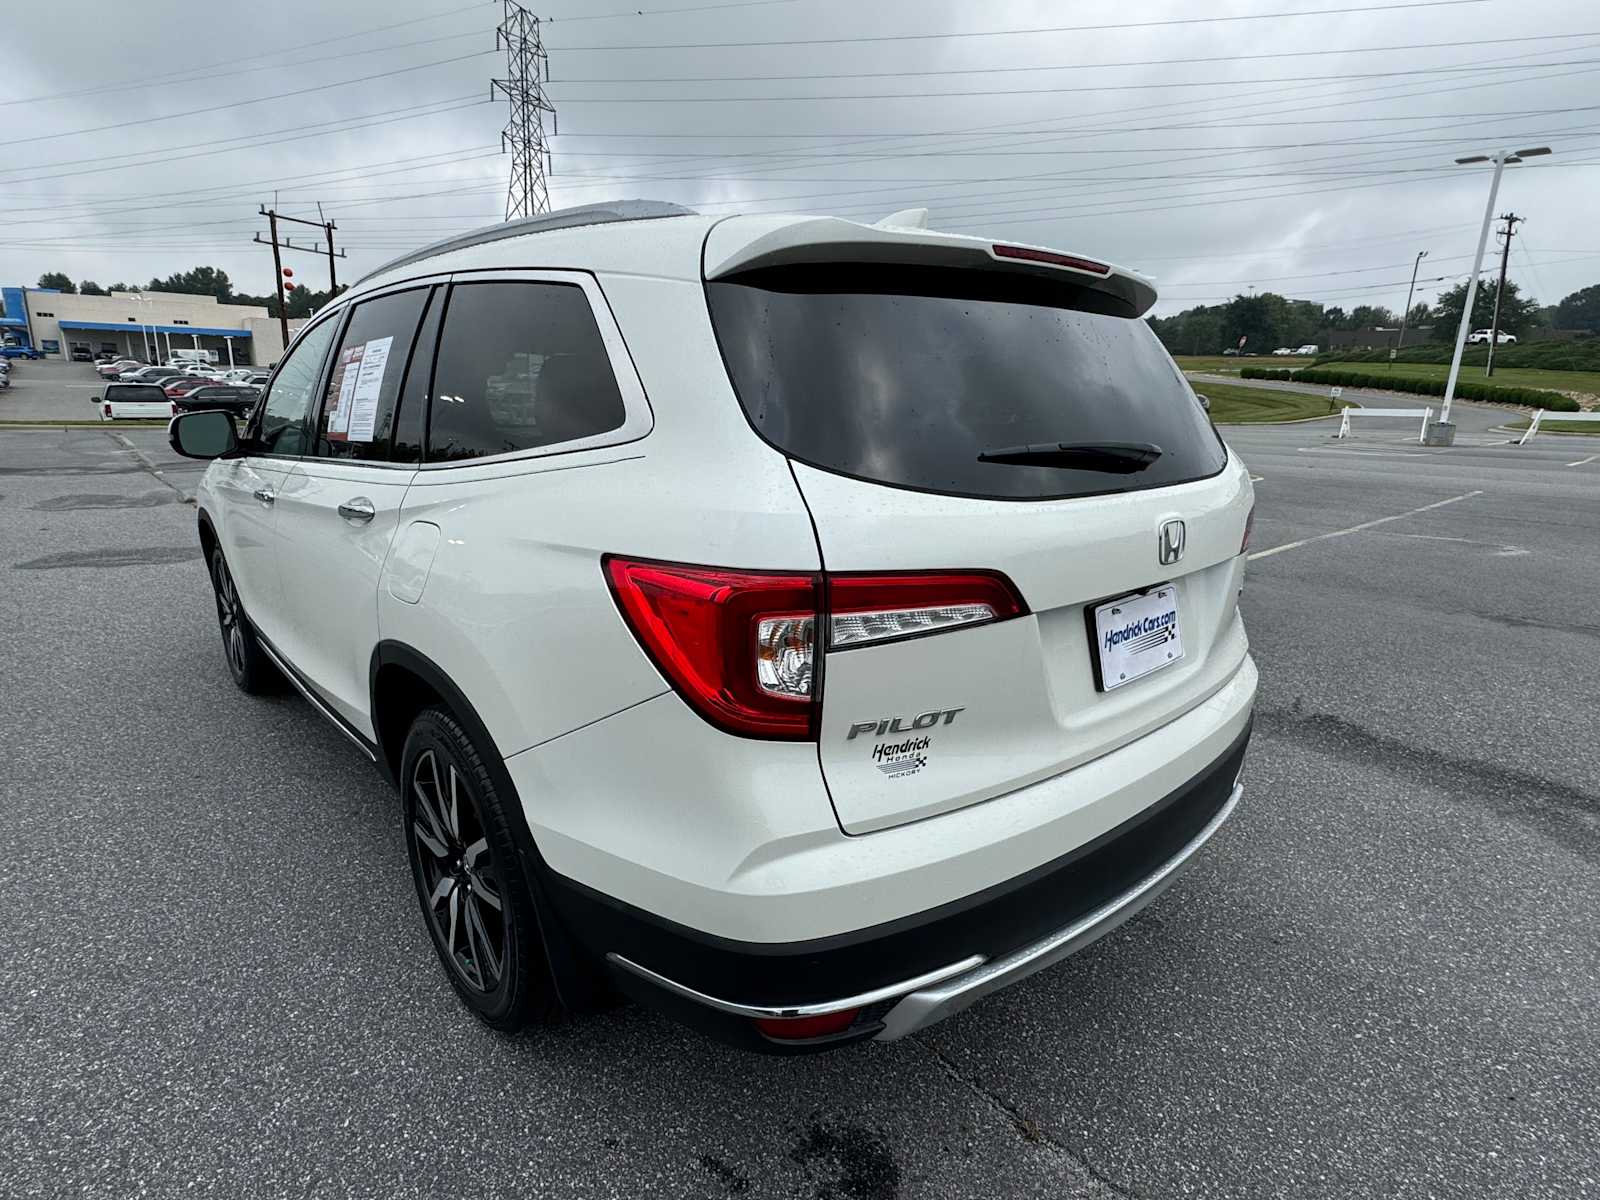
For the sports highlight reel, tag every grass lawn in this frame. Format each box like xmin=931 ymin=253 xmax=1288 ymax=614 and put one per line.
xmin=1504 ymin=417 xmax=1600 ymax=436
xmin=1174 ymin=355 xmax=1315 ymax=375
xmin=1193 ymin=381 xmax=1352 ymax=423
xmin=1319 ymin=360 xmax=1600 ymax=398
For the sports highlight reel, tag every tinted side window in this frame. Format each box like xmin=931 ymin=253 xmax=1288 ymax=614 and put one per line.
xmin=258 ymin=318 xmax=339 ymax=456
xmin=426 ymin=282 xmax=625 ymax=463
xmin=315 ymin=287 xmax=431 ymax=461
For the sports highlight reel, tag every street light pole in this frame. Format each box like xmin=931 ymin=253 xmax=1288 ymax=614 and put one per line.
xmin=1394 ymin=249 xmax=1428 ymax=364
xmin=1437 ymin=147 xmax=1551 ymax=443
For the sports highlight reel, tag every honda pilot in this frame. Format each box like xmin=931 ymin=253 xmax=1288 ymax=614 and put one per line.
xmin=169 ymin=201 xmax=1256 ymax=1051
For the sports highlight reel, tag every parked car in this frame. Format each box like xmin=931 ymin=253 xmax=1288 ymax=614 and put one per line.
xmin=173 ymin=384 xmax=259 ymax=417
xmin=1 ymin=345 xmax=43 ymax=360
xmin=1466 ymin=329 xmax=1516 ymax=345
xmin=1295 ymin=344 xmax=1319 ymax=355
xmin=1270 ymin=347 xmax=1295 ymax=356
xmin=168 ymin=202 xmax=1256 ymax=1051
xmin=99 ymin=382 xmax=177 ymax=421
xmin=243 ymin=372 xmax=270 ymax=387
xmin=70 ymin=346 xmax=94 ymax=362
xmin=98 ymin=359 xmax=140 ymax=378
xmin=164 ymin=376 xmax=216 ymax=397
xmin=220 ymin=368 xmax=257 ymax=384
xmin=117 ymin=365 xmax=183 ymax=383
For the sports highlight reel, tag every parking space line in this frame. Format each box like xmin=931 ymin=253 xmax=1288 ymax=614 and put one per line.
xmin=1567 ymin=454 xmax=1598 ymax=467
xmin=1247 ymin=490 xmax=1484 ymax=562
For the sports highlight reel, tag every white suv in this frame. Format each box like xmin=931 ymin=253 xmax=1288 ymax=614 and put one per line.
xmin=170 ymin=201 xmax=1257 ymax=1051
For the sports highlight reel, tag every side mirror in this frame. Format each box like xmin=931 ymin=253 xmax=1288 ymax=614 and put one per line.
xmin=169 ymin=409 xmax=239 ymax=459
xmin=1194 ymin=392 xmax=1211 ymax=411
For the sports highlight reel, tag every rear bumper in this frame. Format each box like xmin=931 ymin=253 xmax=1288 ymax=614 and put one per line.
xmin=546 ymin=713 xmax=1251 ymax=1051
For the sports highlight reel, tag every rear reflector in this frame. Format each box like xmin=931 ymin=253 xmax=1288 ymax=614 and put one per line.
xmin=753 ymin=1008 xmax=860 ymax=1040
xmin=605 ymin=558 xmax=1027 ymax=741
xmin=991 ymin=244 xmax=1111 ymax=276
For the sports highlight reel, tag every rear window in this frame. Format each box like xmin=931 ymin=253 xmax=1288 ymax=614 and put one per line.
xmin=105 ymin=384 xmax=167 ymax=403
xmin=707 ymin=265 xmax=1226 ymax=500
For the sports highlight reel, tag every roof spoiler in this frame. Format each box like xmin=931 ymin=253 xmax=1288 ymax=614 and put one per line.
xmin=703 ymin=215 xmax=1157 ymax=316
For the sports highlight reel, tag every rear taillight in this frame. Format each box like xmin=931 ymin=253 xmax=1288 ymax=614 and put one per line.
xmin=828 ymin=572 xmax=1025 ymax=650
xmin=605 ymin=558 xmax=819 ymax=739
xmin=170 ymin=402 xmax=179 ymax=416
xmin=103 ymin=403 xmax=112 ymax=417
xmin=605 ymin=557 xmax=1026 ymax=741
xmin=1241 ymin=503 xmax=1256 ymax=555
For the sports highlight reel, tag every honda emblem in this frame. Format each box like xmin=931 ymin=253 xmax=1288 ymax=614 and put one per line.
xmin=1159 ymin=519 xmax=1186 ymax=566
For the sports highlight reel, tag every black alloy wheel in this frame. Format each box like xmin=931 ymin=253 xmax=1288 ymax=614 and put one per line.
xmin=400 ymin=708 xmax=563 ymax=1029
xmin=208 ymin=545 xmax=275 ymax=693
xmin=409 ymin=747 xmax=506 ymax=994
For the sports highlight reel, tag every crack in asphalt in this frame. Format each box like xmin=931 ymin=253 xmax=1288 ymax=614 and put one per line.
xmin=103 ymin=430 xmax=195 ymax=505
xmin=925 ymin=1042 xmax=1138 ymax=1199
xmin=1259 ymin=701 xmax=1600 ymax=862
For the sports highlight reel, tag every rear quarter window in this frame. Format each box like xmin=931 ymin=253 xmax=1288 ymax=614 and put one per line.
xmin=707 ymin=264 xmax=1226 ymax=501
xmin=425 ymin=281 xmax=626 ymax=463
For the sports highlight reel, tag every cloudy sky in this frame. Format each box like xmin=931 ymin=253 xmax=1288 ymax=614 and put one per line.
xmin=3 ymin=0 xmax=1597 ymax=316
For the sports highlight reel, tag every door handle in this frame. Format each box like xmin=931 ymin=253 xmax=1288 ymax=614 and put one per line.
xmin=338 ymin=497 xmax=377 ymax=524
xmin=252 ymin=487 xmax=275 ymax=504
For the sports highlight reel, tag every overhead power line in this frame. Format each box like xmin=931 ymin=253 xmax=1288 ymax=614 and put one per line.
xmin=0 ymin=31 xmax=490 ymax=109
xmin=545 ymin=0 xmax=1488 ymax=51
xmin=543 ymin=0 xmax=800 ymax=21
xmin=0 ymin=0 xmax=491 ymax=107
xmin=547 ymin=58 xmax=1600 ymax=103
xmin=546 ymin=31 xmax=1600 ymax=84
xmin=0 ymin=50 xmax=494 ymax=148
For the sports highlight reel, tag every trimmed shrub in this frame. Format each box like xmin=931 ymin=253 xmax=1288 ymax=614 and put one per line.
xmin=1227 ymin=364 xmax=1576 ymax=409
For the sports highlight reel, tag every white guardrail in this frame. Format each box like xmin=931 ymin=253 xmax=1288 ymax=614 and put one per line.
xmin=1518 ymin=409 xmax=1600 ymax=445
xmin=1336 ymin=405 xmax=1433 ymax=443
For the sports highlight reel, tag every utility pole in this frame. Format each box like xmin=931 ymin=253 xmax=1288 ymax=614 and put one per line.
xmin=255 ymin=202 xmax=347 ymax=352
xmin=1393 ymin=249 xmax=1428 ymax=367
xmin=262 ymin=208 xmax=288 ymax=349
xmin=493 ymin=0 xmax=556 ymax=219
xmin=1485 ymin=212 xmax=1521 ymax=378
xmin=317 ymin=202 xmax=338 ymax=294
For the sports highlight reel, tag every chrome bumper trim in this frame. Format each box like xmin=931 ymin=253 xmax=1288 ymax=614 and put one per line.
xmin=874 ymin=782 xmax=1243 ymax=1041
xmin=605 ymin=951 xmax=987 ymax=1022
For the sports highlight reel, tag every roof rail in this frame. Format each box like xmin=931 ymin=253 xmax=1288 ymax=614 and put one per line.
xmin=353 ymin=199 xmax=699 ymax=287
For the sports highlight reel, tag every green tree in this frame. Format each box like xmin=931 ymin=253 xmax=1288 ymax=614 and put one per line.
xmin=1221 ymin=292 xmax=1293 ymax=352
xmin=146 ymin=265 xmax=236 ymax=302
xmin=37 ymin=271 xmax=76 ymax=293
xmin=1553 ymin=283 xmax=1600 ymax=332
xmin=1345 ymin=304 xmax=1397 ymax=330
xmin=1431 ymin=278 xmax=1539 ymax=339
xmin=78 ymin=280 xmax=108 ymax=296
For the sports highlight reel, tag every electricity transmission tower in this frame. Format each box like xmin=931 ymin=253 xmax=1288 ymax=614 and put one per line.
xmin=492 ymin=0 xmax=555 ymax=220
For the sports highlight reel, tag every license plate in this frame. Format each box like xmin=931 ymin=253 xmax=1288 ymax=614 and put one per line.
xmin=1091 ymin=584 xmax=1184 ymax=691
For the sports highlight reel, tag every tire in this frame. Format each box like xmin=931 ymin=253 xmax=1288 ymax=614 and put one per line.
xmin=208 ymin=544 xmax=278 ymax=694
xmin=401 ymin=707 xmax=565 ymax=1030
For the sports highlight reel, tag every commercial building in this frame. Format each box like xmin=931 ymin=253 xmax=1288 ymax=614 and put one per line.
xmin=0 ymin=285 xmax=304 ymax=365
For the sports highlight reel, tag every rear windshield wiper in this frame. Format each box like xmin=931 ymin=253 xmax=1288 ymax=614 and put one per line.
xmin=977 ymin=441 xmax=1164 ymax=473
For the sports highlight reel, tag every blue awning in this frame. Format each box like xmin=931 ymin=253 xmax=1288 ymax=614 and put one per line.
xmin=57 ymin=319 xmax=251 ymax=338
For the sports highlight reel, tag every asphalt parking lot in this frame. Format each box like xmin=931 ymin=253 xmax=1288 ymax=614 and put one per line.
xmin=2 ymin=397 xmax=1598 ymax=1198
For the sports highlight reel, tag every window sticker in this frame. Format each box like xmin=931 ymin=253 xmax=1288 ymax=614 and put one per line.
xmin=325 ymin=345 xmax=362 ymax=441
xmin=345 ymin=336 xmax=393 ymax=443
